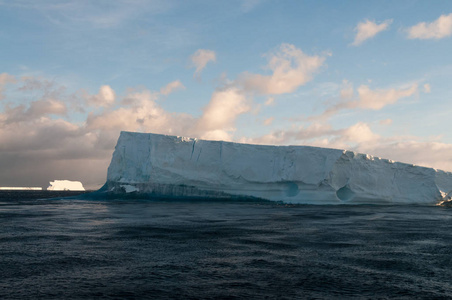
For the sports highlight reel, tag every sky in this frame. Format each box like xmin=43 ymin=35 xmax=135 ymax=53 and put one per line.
xmin=1 ymin=0 xmax=452 ymax=189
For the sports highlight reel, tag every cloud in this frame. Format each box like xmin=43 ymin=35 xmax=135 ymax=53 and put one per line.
xmin=4 ymin=98 xmax=67 ymax=124
xmin=190 ymin=49 xmax=216 ymax=78
xmin=354 ymin=83 xmax=418 ymax=110
xmin=87 ymin=88 xmax=193 ymax=133
xmin=339 ymin=122 xmax=380 ymax=144
xmin=190 ymin=44 xmax=326 ymax=139
xmin=370 ymin=141 xmax=452 ymax=171
xmin=264 ymin=97 xmax=275 ymax=106
xmin=320 ymin=83 xmax=418 ymax=118
xmin=160 ymin=80 xmax=185 ymax=96
xmin=0 ymin=73 xmax=15 ymax=86
xmin=3 ymin=0 xmax=175 ymax=29
xmin=242 ymin=122 xmax=335 ymax=145
xmin=196 ymin=88 xmax=250 ymax=140
xmin=379 ymin=118 xmax=393 ymax=126
xmin=423 ymin=83 xmax=431 ymax=93
xmin=339 ymin=79 xmax=354 ymax=99
xmin=243 ymin=120 xmax=452 ymax=171
xmin=326 ymin=125 xmax=452 ymax=172
xmin=263 ymin=117 xmax=274 ymax=126
xmin=407 ymin=13 xmax=452 ymax=40
xmin=238 ymin=43 xmax=326 ymax=94
xmin=86 ymin=85 xmax=116 ymax=107
xmin=0 ymin=73 xmax=16 ymax=100
xmin=0 ymin=77 xmax=197 ymax=189
xmin=0 ymin=112 xmax=108 ymax=188
xmin=352 ymin=19 xmax=392 ymax=46
xmin=88 ymin=85 xmax=250 ymax=142
xmin=18 ymin=76 xmax=54 ymax=92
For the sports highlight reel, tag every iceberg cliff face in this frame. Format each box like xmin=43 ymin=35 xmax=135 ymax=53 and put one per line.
xmin=103 ymin=131 xmax=452 ymax=204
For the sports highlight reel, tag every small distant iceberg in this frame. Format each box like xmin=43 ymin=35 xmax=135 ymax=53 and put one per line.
xmin=0 ymin=187 xmax=42 ymax=191
xmin=94 ymin=131 xmax=452 ymax=205
xmin=47 ymin=180 xmax=85 ymax=191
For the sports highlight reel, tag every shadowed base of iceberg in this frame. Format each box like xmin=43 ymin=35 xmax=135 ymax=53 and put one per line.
xmin=63 ymin=181 xmax=275 ymax=203
xmin=57 ymin=186 xmax=450 ymax=206
xmin=64 ymin=181 xmax=444 ymax=205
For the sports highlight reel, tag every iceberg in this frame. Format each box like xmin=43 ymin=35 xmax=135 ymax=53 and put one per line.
xmin=47 ymin=180 xmax=85 ymax=191
xmin=0 ymin=187 xmax=42 ymax=191
xmin=100 ymin=131 xmax=452 ymax=204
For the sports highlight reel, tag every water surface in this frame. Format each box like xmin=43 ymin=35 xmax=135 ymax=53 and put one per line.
xmin=1 ymin=191 xmax=451 ymax=299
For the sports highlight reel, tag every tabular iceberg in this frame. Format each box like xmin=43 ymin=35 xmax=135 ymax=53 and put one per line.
xmin=48 ymin=180 xmax=85 ymax=191
xmin=100 ymin=131 xmax=452 ymax=204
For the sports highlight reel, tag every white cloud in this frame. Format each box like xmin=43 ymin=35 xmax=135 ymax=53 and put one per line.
xmin=199 ymin=129 xmax=233 ymax=142
xmin=355 ymin=83 xmax=418 ymax=110
xmin=370 ymin=141 xmax=452 ymax=171
xmin=407 ymin=13 xmax=452 ymax=40
xmin=239 ymin=43 xmax=326 ymax=95
xmin=87 ymin=88 xmax=192 ymax=133
xmin=160 ymin=80 xmax=185 ymax=96
xmin=86 ymin=85 xmax=116 ymax=107
xmin=320 ymin=83 xmax=418 ymax=118
xmin=190 ymin=49 xmax=216 ymax=78
xmin=423 ymin=83 xmax=431 ymax=93
xmin=196 ymin=88 xmax=250 ymax=140
xmin=352 ymin=19 xmax=392 ymax=46
xmin=340 ymin=122 xmax=380 ymax=144
xmin=89 ymin=85 xmax=250 ymax=142
xmin=243 ymin=121 xmax=452 ymax=171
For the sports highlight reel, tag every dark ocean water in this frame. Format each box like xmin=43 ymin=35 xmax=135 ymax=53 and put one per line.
xmin=1 ymin=191 xmax=451 ymax=299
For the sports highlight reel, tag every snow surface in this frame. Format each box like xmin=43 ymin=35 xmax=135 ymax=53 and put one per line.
xmin=47 ymin=180 xmax=85 ymax=191
xmin=104 ymin=131 xmax=452 ymax=204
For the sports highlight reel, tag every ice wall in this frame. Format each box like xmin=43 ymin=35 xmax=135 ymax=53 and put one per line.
xmin=48 ymin=180 xmax=85 ymax=191
xmin=104 ymin=131 xmax=452 ymax=204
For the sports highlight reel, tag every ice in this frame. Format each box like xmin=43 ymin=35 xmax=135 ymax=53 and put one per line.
xmin=0 ymin=187 xmax=42 ymax=190
xmin=47 ymin=180 xmax=85 ymax=191
xmin=121 ymin=184 xmax=139 ymax=193
xmin=102 ymin=131 xmax=452 ymax=204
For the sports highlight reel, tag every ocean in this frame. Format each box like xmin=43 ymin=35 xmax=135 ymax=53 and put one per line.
xmin=1 ymin=191 xmax=451 ymax=299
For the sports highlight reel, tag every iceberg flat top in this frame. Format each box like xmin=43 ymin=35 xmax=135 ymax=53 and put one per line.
xmin=103 ymin=131 xmax=452 ymax=204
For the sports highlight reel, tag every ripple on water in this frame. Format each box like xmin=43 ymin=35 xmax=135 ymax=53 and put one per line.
xmin=0 ymin=192 xmax=451 ymax=299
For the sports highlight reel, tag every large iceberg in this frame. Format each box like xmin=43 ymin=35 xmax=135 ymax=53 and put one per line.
xmin=100 ymin=131 xmax=452 ymax=204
